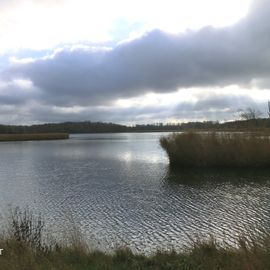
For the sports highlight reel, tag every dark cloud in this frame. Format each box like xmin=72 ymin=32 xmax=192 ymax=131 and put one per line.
xmin=0 ymin=78 xmax=40 ymax=105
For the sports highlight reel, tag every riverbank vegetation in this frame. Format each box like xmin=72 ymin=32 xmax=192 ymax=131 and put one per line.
xmin=0 ymin=133 xmax=69 ymax=141
xmin=1 ymin=118 xmax=270 ymax=134
xmin=160 ymin=132 xmax=270 ymax=168
xmin=1 ymin=208 xmax=270 ymax=270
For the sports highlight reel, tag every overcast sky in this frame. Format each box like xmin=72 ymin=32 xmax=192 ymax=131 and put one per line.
xmin=0 ymin=0 xmax=270 ymax=125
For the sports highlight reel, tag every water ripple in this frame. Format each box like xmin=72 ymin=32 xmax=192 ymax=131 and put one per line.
xmin=0 ymin=133 xmax=270 ymax=253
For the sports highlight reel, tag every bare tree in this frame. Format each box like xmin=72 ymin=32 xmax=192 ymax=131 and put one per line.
xmin=238 ymin=107 xmax=262 ymax=120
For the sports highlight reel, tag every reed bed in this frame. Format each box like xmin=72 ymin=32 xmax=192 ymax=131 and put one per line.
xmin=0 ymin=133 xmax=69 ymax=141
xmin=0 ymin=207 xmax=270 ymax=269
xmin=160 ymin=131 xmax=270 ymax=168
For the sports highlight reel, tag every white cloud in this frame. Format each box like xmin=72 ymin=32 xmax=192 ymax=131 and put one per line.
xmin=0 ymin=0 xmax=250 ymax=53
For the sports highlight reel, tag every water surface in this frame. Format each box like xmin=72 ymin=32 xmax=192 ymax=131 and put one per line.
xmin=0 ymin=133 xmax=270 ymax=253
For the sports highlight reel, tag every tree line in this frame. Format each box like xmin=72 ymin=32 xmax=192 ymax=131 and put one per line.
xmin=1 ymin=118 xmax=270 ymax=134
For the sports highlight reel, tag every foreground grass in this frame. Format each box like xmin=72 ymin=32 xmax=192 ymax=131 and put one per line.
xmin=0 ymin=133 xmax=69 ymax=141
xmin=2 ymin=240 xmax=270 ymax=270
xmin=160 ymin=131 xmax=270 ymax=168
xmin=1 ymin=208 xmax=270 ymax=269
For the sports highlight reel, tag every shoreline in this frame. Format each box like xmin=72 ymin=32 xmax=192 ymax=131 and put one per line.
xmin=0 ymin=133 xmax=69 ymax=141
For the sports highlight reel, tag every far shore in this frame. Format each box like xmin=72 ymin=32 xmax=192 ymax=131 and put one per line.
xmin=0 ymin=133 xmax=69 ymax=141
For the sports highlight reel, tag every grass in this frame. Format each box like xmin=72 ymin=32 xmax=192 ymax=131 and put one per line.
xmin=1 ymin=208 xmax=270 ymax=269
xmin=0 ymin=133 xmax=69 ymax=141
xmin=160 ymin=131 xmax=270 ymax=168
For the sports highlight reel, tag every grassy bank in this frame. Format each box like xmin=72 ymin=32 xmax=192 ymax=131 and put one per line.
xmin=1 ymin=208 xmax=270 ymax=269
xmin=160 ymin=131 xmax=270 ymax=168
xmin=2 ymin=238 xmax=270 ymax=270
xmin=0 ymin=133 xmax=69 ymax=141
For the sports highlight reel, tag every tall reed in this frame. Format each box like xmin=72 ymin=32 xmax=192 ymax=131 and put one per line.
xmin=160 ymin=131 xmax=270 ymax=168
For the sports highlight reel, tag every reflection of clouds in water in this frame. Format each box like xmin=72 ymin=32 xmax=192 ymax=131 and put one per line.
xmin=122 ymin=152 xmax=132 ymax=163
xmin=52 ymin=133 xmax=169 ymax=165
xmin=120 ymin=151 xmax=167 ymax=164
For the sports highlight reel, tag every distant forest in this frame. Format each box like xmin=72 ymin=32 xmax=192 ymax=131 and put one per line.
xmin=1 ymin=119 xmax=270 ymax=134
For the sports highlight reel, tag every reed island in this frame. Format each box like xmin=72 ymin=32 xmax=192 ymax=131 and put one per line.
xmin=160 ymin=131 xmax=270 ymax=168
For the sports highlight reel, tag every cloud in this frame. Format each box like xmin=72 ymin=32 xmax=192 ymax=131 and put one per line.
xmin=0 ymin=90 xmax=266 ymax=125
xmin=2 ymin=0 xmax=269 ymax=108
xmin=0 ymin=78 xmax=40 ymax=106
xmin=0 ymin=0 xmax=270 ymax=124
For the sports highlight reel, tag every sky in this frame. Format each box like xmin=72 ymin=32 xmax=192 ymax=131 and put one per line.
xmin=0 ymin=0 xmax=270 ymax=125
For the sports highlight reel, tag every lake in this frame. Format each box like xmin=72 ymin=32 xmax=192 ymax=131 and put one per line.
xmin=0 ymin=132 xmax=270 ymax=253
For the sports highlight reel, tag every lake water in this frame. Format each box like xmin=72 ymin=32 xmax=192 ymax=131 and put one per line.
xmin=1 ymin=132 xmax=270 ymax=253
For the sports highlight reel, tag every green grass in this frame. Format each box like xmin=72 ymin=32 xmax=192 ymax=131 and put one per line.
xmin=0 ymin=133 xmax=69 ymax=141
xmin=1 ymin=208 xmax=270 ymax=269
xmin=160 ymin=131 xmax=270 ymax=168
